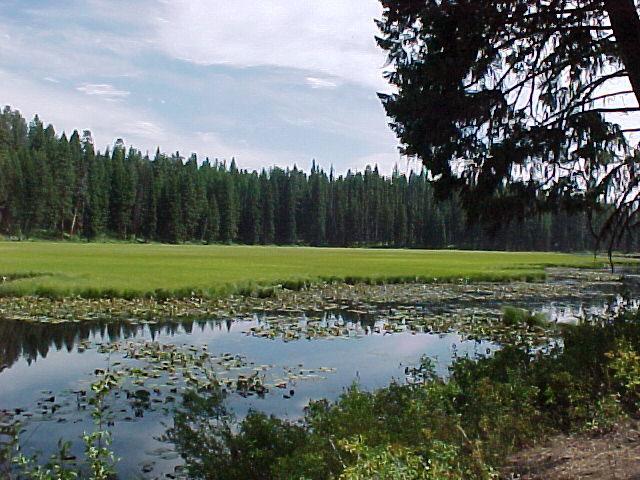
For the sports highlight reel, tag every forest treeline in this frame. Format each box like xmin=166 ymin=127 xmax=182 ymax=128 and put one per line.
xmin=0 ymin=106 xmax=633 ymax=251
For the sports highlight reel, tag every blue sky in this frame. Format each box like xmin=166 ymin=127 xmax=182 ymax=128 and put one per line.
xmin=0 ymin=0 xmax=411 ymax=174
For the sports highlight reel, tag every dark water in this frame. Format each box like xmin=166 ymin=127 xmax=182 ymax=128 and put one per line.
xmin=0 ymin=269 xmax=637 ymax=478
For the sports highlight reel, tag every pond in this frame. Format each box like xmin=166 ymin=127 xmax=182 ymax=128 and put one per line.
xmin=0 ymin=268 xmax=637 ymax=478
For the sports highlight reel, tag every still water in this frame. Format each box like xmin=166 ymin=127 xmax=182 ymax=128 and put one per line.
xmin=0 ymin=268 xmax=636 ymax=478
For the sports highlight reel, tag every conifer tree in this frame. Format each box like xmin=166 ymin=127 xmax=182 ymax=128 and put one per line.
xmin=306 ymin=161 xmax=325 ymax=246
xmin=218 ymin=166 xmax=238 ymax=243
xmin=239 ymin=173 xmax=261 ymax=244
xmin=259 ymin=169 xmax=275 ymax=244
xmin=0 ymin=106 xmax=637 ymax=252
xmin=85 ymin=150 xmax=109 ymax=239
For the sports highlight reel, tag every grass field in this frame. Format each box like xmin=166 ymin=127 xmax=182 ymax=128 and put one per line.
xmin=0 ymin=242 xmax=608 ymax=299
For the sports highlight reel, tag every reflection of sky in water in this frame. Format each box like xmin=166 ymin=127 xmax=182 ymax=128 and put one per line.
xmin=1 ymin=320 xmax=495 ymax=477
xmin=1 ymin=269 xmax=639 ymax=477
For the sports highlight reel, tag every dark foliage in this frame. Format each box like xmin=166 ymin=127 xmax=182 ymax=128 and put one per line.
xmin=377 ymin=0 xmax=640 ymax=258
xmin=0 ymin=106 xmax=637 ymax=251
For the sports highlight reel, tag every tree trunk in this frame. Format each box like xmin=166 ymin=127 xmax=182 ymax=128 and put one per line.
xmin=604 ymin=0 xmax=640 ymax=106
xmin=70 ymin=209 xmax=77 ymax=236
xmin=201 ymin=217 xmax=208 ymax=242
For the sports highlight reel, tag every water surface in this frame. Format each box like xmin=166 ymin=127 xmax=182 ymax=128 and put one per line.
xmin=0 ymin=268 xmax=636 ymax=478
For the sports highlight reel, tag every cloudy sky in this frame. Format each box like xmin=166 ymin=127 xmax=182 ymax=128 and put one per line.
xmin=0 ymin=0 xmax=409 ymax=174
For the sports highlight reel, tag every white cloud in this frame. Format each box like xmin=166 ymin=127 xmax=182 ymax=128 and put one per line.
xmin=0 ymin=68 xmax=306 ymax=171
xmin=152 ymin=0 xmax=388 ymax=89
xmin=76 ymin=83 xmax=130 ymax=98
xmin=0 ymin=19 xmax=144 ymax=84
xmin=306 ymin=77 xmax=339 ymax=89
xmin=0 ymin=1 xmax=402 ymax=174
xmin=1 ymin=70 xmax=151 ymax=150
xmin=126 ymin=120 xmax=164 ymax=139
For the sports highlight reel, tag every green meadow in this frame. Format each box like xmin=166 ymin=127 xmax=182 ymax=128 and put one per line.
xmin=0 ymin=242 xmax=607 ymax=299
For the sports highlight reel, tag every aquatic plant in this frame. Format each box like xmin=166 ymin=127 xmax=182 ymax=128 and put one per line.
xmin=11 ymin=371 xmax=120 ymax=480
xmin=12 ymin=441 xmax=79 ymax=480
xmin=159 ymin=308 xmax=640 ymax=479
xmin=5 ymin=268 xmax=639 ymax=478
xmin=501 ymin=306 xmax=548 ymax=328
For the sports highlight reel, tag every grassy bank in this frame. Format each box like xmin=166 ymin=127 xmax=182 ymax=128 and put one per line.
xmin=0 ymin=242 xmax=607 ymax=299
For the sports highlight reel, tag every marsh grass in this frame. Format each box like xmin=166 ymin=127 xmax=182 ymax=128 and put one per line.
xmin=502 ymin=306 xmax=549 ymax=328
xmin=0 ymin=242 xmax=613 ymax=299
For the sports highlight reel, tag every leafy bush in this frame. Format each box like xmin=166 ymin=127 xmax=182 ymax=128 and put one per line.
xmin=607 ymin=340 xmax=640 ymax=409
xmin=165 ymin=309 xmax=640 ymax=480
xmin=13 ymin=309 xmax=640 ymax=479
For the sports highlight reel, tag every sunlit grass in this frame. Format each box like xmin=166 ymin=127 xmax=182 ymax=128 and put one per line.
xmin=0 ymin=242 xmax=609 ymax=299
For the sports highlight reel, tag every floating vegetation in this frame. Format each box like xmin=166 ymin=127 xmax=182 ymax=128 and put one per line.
xmin=5 ymin=338 xmax=339 ymax=478
xmin=0 ymin=269 xmax=631 ymax=359
xmin=241 ymin=268 xmax=629 ymax=346
xmin=8 ymin=340 xmax=337 ymax=427
xmin=248 ymin=307 xmax=559 ymax=347
xmin=102 ymin=341 xmax=335 ymax=401
xmin=2 ymin=267 xmax=637 ymax=478
xmin=0 ymin=268 xmax=622 ymax=323
xmin=0 ymin=410 xmax=17 ymax=475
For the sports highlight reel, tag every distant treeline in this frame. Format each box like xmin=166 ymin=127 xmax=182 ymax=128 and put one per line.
xmin=0 ymin=106 xmax=635 ymax=251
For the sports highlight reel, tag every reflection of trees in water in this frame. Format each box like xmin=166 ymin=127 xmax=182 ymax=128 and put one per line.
xmin=0 ymin=410 xmax=14 ymax=478
xmin=164 ymin=387 xmax=233 ymax=479
xmin=0 ymin=318 xmax=227 ymax=370
xmin=165 ymin=387 xmax=310 ymax=480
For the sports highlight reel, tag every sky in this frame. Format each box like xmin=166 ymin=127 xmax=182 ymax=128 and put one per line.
xmin=0 ymin=0 xmax=410 ymax=174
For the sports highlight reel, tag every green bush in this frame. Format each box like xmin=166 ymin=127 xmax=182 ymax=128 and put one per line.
xmin=13 ymin=309 xmax=640 ymax=479
xmin=164 ymin=309 xmax=640 ymax=479
xmin=607 ymin=339 xmax=640 ymax=409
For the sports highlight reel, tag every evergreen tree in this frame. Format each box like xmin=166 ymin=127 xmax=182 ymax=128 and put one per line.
xmin=377 ymin=0 xmax=640 ymax=250
xmin=218 ymin=166 xmax=238 ymax=243
xmin=1 ymin=105 xmax=634 ymax=253
xmin=282 ymin=170 xmax=297 ymax=244
xmin=308 ymin=161 xmax=327 ymax=246
xmin=157 ymin=153 xmax=184 ymax=243
xmin=181 ymin=154 xmax=201 ymax=239
xmin=108 ymin=140 xmax=136 ymax=238
xmin=68 ymin=130 xmax=88 ymax=236
xmin=85 ymin=149 xmax=109 ymax=239
xmin=259 ymin=169 xmax=275 ymax=244
xmin=202 ymin=190 xmax=220 ymax=243
xmin=239 ymin=173 xmax=261 ymax=244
